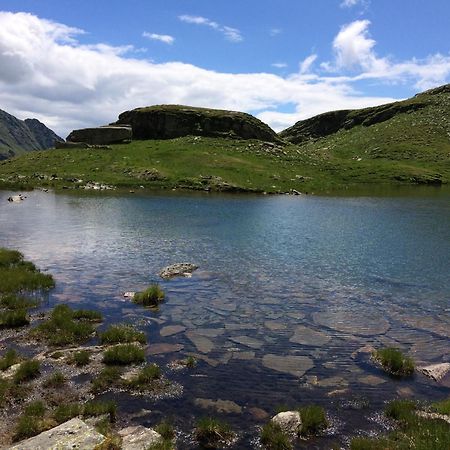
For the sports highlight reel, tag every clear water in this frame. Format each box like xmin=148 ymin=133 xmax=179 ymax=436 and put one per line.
xmin=1 ymin=189 xmax=449 ymax=448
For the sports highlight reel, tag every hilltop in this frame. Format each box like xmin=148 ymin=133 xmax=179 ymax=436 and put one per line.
xmin=0 ymin=109 xmax=63 ymax=160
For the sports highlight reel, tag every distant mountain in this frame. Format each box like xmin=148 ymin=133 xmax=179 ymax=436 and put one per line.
xmin=0 ymin=109 xmax=63 ymax=160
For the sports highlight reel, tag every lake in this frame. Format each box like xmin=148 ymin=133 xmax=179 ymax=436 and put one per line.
xmin=1 ymin=188 xmax=449 ymax=448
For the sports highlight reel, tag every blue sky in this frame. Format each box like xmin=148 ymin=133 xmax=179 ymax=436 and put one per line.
xmin=0 ymin=0 xmax=449 ymax=136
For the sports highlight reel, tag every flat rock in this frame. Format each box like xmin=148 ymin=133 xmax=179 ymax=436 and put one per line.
xmin=359 ymin=374 xmax=387 ymax=386
xmin=264 ymin=321 xmax=287 ymax=331
xmin=194 ymin=398 xmax=242 ymax=414
xmin=289 ymin=325 xmax=331 ymax=346
xmin=232 ymin=351 xmax=255 ymax=360
xmin=418 ymin=363 xmax=450 ymax=381
xmin=228 ymin=335 xmax=264 ymax=349
xmin=159 ymin=263 xmax=198 ymax=279
xmin=160 ymin=325 xmax=186 ymax=337
xmin=119 ymin=425 xmax=162 ymax=449
xmin=271 ymin=411 xmax=302 ymax=436
xmin=262 ymin=354 xmax=314 ymax=377
xmin=147 ymin=343 xmax=184 ymax=355
xmin=186 ymin=331 xmax=214 ymax=353
xmin=249 ymin=407 xmax=270 ymax=421
xmin=8 ymin=418 xmax=105 ymax=449
xmin=195 ymin=328 xmax=225 ymax=338
xmin=66 ymin=125 xmax=131 ymax=145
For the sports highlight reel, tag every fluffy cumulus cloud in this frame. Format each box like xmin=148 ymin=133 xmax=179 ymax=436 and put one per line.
xmin=0 ymin=12 xmax=449 ymax=137
xmin=142 ymin=32 xmax=174 ymax=45
xmin=178 ymin=15 xmax=242 ymax=42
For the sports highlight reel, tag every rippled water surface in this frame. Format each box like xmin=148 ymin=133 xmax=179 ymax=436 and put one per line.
xmin=1 ymin=189 xmax=449 ymax=448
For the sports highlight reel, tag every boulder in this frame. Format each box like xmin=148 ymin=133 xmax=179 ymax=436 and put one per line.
xmin=7 ymin=194 xmax=25 ymax=202
xmin=114 ymin=105 xmax=283 ymax=143
xmin=271 ymin=411 xmax=302 ymax=436
xmin=66 ymin=126 xmax=132 ymax=145
xmin=8 ymin=418 xmax=105 ymax=449
xmin=159 ymin=263 xmax=198 ymax=279
xmin=118 ymin=425 xmax=162 ymax=450
xmin=418 ymin=363 xmax=450 ymax=381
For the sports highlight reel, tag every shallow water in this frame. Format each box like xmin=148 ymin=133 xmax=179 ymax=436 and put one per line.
xmin=1 ymin=189 xmax=449 ymax=448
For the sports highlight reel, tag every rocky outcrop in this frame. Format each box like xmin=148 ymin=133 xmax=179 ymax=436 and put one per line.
xmin=271 ymin=411 xmax=302 ymax=436
xmin=159 ymin=263 xmax=198 ymax=279
xmin=8 ymin=418 xmax=105 ymax=449
xmin=24 ymin=118 xmax=63 ymax=149
xmin=66 ymin=126 xmax=132 ymax=145
xmin=418 ymin=363 xmax=450 ymax=381
xmin=114 ymin=105 xmax=282 ymax=143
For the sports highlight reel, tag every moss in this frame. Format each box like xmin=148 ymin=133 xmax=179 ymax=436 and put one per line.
xmin=102 ymin=344 xmax=145 ymax=365
xmin=99 ymin=324 xmax=146 ymax=345
xmin=298 ymin=405 xmax=328 ymax=436
xmin=373 ymin=347 xmax=415 ymax=376
xmin=260 ymin=421 xmax=292 ymax=450
xmin=194 ymin=417 xmax=234 ymax=448
xmin=13 ymin=359 xmax=40 ymax=383
xmin=133 ymin=284 xmax=165 ymax=307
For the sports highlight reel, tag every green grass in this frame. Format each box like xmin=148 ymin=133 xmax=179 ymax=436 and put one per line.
xmin=373 ymin=347 xmax=415 ymax=376
xmin=102 ymin=344 xmax=145 ymax=365
xmin=72 ymin=309 xmax=103 ymax=322
xmin=0 ymin=348 xmax=20 ymax=371
xmin=99 ymin=324 xmax=146 ymax=345
xmin=133 ymin=284 xmax=165 ymax=307
xmin=0 ymin=294 xmax=39 ymax=310
xmin=431 ymin=398 xmax=450 ymax=415
xmin=13 ymin=359 xmax=40 ymax=383
xmin=91 ymin=366 xmax=121 ymax=392
xmin=126 ymin=364 xmax=161 ymax=388
xmin=154 ymin=420 xmax=175 ymax=440
xmin=32 ymin=304 xmax=101 ymax=346
xmin=71 ymin=350 xmax=91 ymax=366
xmin=42 ymin=371 xmax=66 ymax=388
xmin=194 ymin=417 xmax=234 ymax=448
xmin=298 ymin=405 xmax=328 ymax=436
xmin=54 ymin=400 xmax=117 ymax=424
xmin=0 ymin=309 xmax=29 ymax=328
xmin=385 ymin=399 xmax=417 ymax=421
xmin=260 ymin=421 xmax=292 ymax=450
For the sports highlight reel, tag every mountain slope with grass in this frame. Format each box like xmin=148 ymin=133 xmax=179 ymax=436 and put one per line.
xmin=0 ymin=109 xmax=63 ymax=160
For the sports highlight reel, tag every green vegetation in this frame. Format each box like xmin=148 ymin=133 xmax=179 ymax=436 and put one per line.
xmin=32 ymin=304 xmax=101 ymax=346
xmin=13 ymin=401 xmax=52 ymax=441
xmin=260 ymin=422 xmax=292 ymax=450
xmin=431 ymin=398 xmax=450 ymax=415
xmin=99 ymin=323 xmax=146 ymax=345
xmin=298 ymin=405 xmax=328 ymax=436
xmin=350 ymin=399 xmax=450 ymax=450
xmin=373 ymin=347 xmax=415 ymax=376
xmin=71 ymin=350 xmax=91 ymax=366
xmin=126 ymin=364 xmax=161 ymax=389
xmin=91 ymin=366 xmax=121 ymax=392
xmin=147 ymin=440 xmax=175 ymax=450
xmin=72 ymin=309 xmax=103 ymax=322
xmin=0 ymin=309 xmax=29 ymax=328
xmin=102 ymin=344 xmax=145 ymax=365
xmin=0 ymin=294 xmax=38 ymax=310
xmin=155 ymin=420 xmax=175 ymax=440
xmin=194 ymin=417 xmax=234 ymax=448
xmin=13 ymin=359 xmax=40 ymax=383
xmin=185 ymin=356 xmax=197 ymax=368
xmin=0 ymin=348 xmax=20 ymax=371
xmin=54 ymin=400 xmax=117 ymax=425
xmin=42 ymin=371 xmax=66 ymax=388
xmin=133 ymin=284 xmax=165 ymax=307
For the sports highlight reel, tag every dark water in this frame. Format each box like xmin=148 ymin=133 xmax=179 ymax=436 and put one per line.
xmin=1 ymin=189 xmax=449 ymax=448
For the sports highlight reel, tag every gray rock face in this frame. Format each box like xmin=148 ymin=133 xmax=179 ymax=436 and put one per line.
xmin=115 ymin=105 xmax=282 ymax=143
xmin=418 ymin=363 xmax=450 ymax=381
xmin=119 ymin=425 xmax=162 ymax=450
xmin=8 ymin=418 xmax=105 ymax=449
xmin=271 ymin=411 xmax=302 ymax=436
xmin=159 ymin=263 xmax=198 ymax=279
xmin=66 ymin=126 xmax=132 ymax=145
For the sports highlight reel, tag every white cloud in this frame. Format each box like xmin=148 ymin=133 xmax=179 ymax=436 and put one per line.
xmin=142 ymin=32 xmax=174 ymax=45
xmin=270 ymin=28 xmax=282 ymax=36
xmin=340 ymin=0 xmax=369 ymax=9
xmin=272 ymin=62 xmax=288 ymax=68
xmin=178 ymin=15 xmax=243 ymax=42
xmin=0 ymin=12 xmax=449 ymax=138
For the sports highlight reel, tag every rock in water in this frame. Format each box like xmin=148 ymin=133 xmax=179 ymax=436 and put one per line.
xmin=114 ymin=105 xmax=283 ymax=143
xmin=159 ymin=263 xmax=198 ymax=279
xmin=418 ymin=363 xmax=450 ymax=381
xmin=8 ymin=418 xmax=105 ymax=449
xmin=66 ymin=126 xmax=132 ymax=145
xmin=119 ymin=425 xmax=162 ymax=449
xmin=271 ymin=411 xmax=302 ymax=436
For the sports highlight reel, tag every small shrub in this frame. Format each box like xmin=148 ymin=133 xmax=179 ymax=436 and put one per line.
xmin=13 ymin=359 xmax=40 ymax=383
xmin=91 ymin=366 xmax=121 ymax=392
xmin=0 ymin=348 xmax=20 ymax=371
xmin=102 ymin=344 xmax=145 ymax=365
xmin=299 ymin=405 xmax=328 ymax=436
xmin=155 ymin=420 xmax=175 ymax=440
xmin=99 ymin=324 xmax=146 ymax=345
xmin=127 ymin=364 xmax=161 ymax=388
xmin=83 ymin=400 xmax=117 ymax=422
xmin=13 ymin=401 xmax=51 ymax=441
xmin=133 ymin=284 xmax=165 ymax=307
xmin=194 ymin=417 xmax=234 ymax=448
xmin=260 ymin=421 xmax=292 ymax=450
xmin=43 ymin=371 xmax=66 ymax=388
xmin=24 ymin=400 xmax=46 ymax=417
xmin=373 ymin=347 xmax=414 ymax=376
xmin=0 ymin=309 xmax=29 ymax=328
xmin=71 ymin=350 xmax=91 ymax=366
xmin=54 ymin=403 xmax=82 ymax=423
xmin=385 ymin=399 xmax=416 ymax=421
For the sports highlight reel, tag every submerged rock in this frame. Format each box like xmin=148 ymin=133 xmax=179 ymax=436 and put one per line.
xmin=271 ymin=411 xmax=302 ymax=436
xmin=159 ymin=263 xmax=198 ymax=279
xmin=262 ymin=354 xmax=314 ymax=377
xmin=194 ymin=398 xmax=243 ymax=414
xmin=418 ymin=363 xmax=450 ymax=381
xmin=119 ymin=425 xmax=162 ymax=450
xmin=8 ymin=418 xmax=105 ymax=449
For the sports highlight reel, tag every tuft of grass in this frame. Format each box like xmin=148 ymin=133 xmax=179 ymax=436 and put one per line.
xmin=194 ymin=417 xmax=234 ymax=448
xmin=0 ymin=294 xmax=39 ymax=310
xmin=127 ymin=364 xmax=161 ymax=388
xmin=83 ymin=400 xmax=117 ymax=422
xmin=385 ymin=399 xmax=416 ymax=421
xmin=260 ymin=421 xmax=292 ymax=450
xmin=54 ymin=403 xmax=82 ymax=424
xmin=102 ymin=344 xmax=145 ymax=365
xmin=43 ymin=371 xmax=66 ymax=388
xmin=94 ymin=434 xmax=122 ymax=450
xmin=0 ymin=309 xmax=29 ymax=328
xmin=72 ymin=309 xmax=103 ymax=322
xmin=13 ymin=359 xmax=40 ymax=384
xmin=432 ymin=398 xmax=450 ymax=415
xmin=91 ymin=366 xmax=122 ymax=392
xmin=185 ymin=356 xmax=197 ymax=368
xmin=155 ymin=420 xmax=175 ymax=440
xmin=350 ymin=437 xmax=390 ymax=450
xmin=0 ymin=348 xmax=20 ymax=371
xmin=71 ymin=350 xmax=91 ymax=366
xmin=99 ymin=324 xmax=146 ymax=345
xmin=146 ymin=440 xmax=175 ymax=450
xmin=373 ymin=347 xmax=414 ymax=376
xmin=133 ymin=284 xmax=165 ymax=307
xmin=298 ymin=405 xmax=328 ymax=436
xmin=13 ymin=401 xmax=53 ymax=442
xmin=32 ymin=304 xmax=101 ymax=346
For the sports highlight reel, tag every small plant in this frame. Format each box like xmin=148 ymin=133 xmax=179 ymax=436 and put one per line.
xmin=350 ymin=437 xmax=390 ymax=450
xmin=146 ymin=440 xmax=175 ymax=450
xmin=99 ymin=324 xmax=146 ymax=345
xmin=43 ymin=371 xmax=66 ymax=388
xmin=133 ymin=284 xmax=165 ymax=307
xmin=83 ymin=400 xmax=117 ymax=422
xmin=385 ymin=399 xmax=416 ymax=421
xmin=71 ymin=350 xmax=91 ymax=366
xmin=185 ymin=356 xmax=197 ymax=368
xmin=373 ymin=347 xmax=414 ymax=376
xmin=13 ymin=401 xmax=51 ymax=441
xmin=432 ymin=397 xmax=450 ymax=415
xmin=260 ymin=421 xmax=292 ymax=450
xmin=0 ymin=309 xmax=29 ymax=328
xmin=54 ymin=403 xmax=82 ymax=424
xmin=0 ymin=348 xmax=20 ymax=371
xmin=298 ymin=405 xmax=328 ymax=435
xmin=154 ymin=420 xmax=175 ymax=440
xmin=194 ymin=417 xmax=234 ymax=448
xmin=91 ymin=366 xmax=122 ymax=392
xmin=13 ymin=359 xmax=40 ymax=383
xmin=102 ymin=344 xmax=145 ymax=365
xmin=72 ymin=309 xmax=103 ymax=322
xmin=127 ymin=364 xmax=161 ymax=388
xmin=0 ymin=294 xmax=38 ymax=310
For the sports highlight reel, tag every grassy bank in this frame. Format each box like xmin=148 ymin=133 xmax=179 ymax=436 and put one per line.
xmin=0 ymin=135 xmax=448 ymax=194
